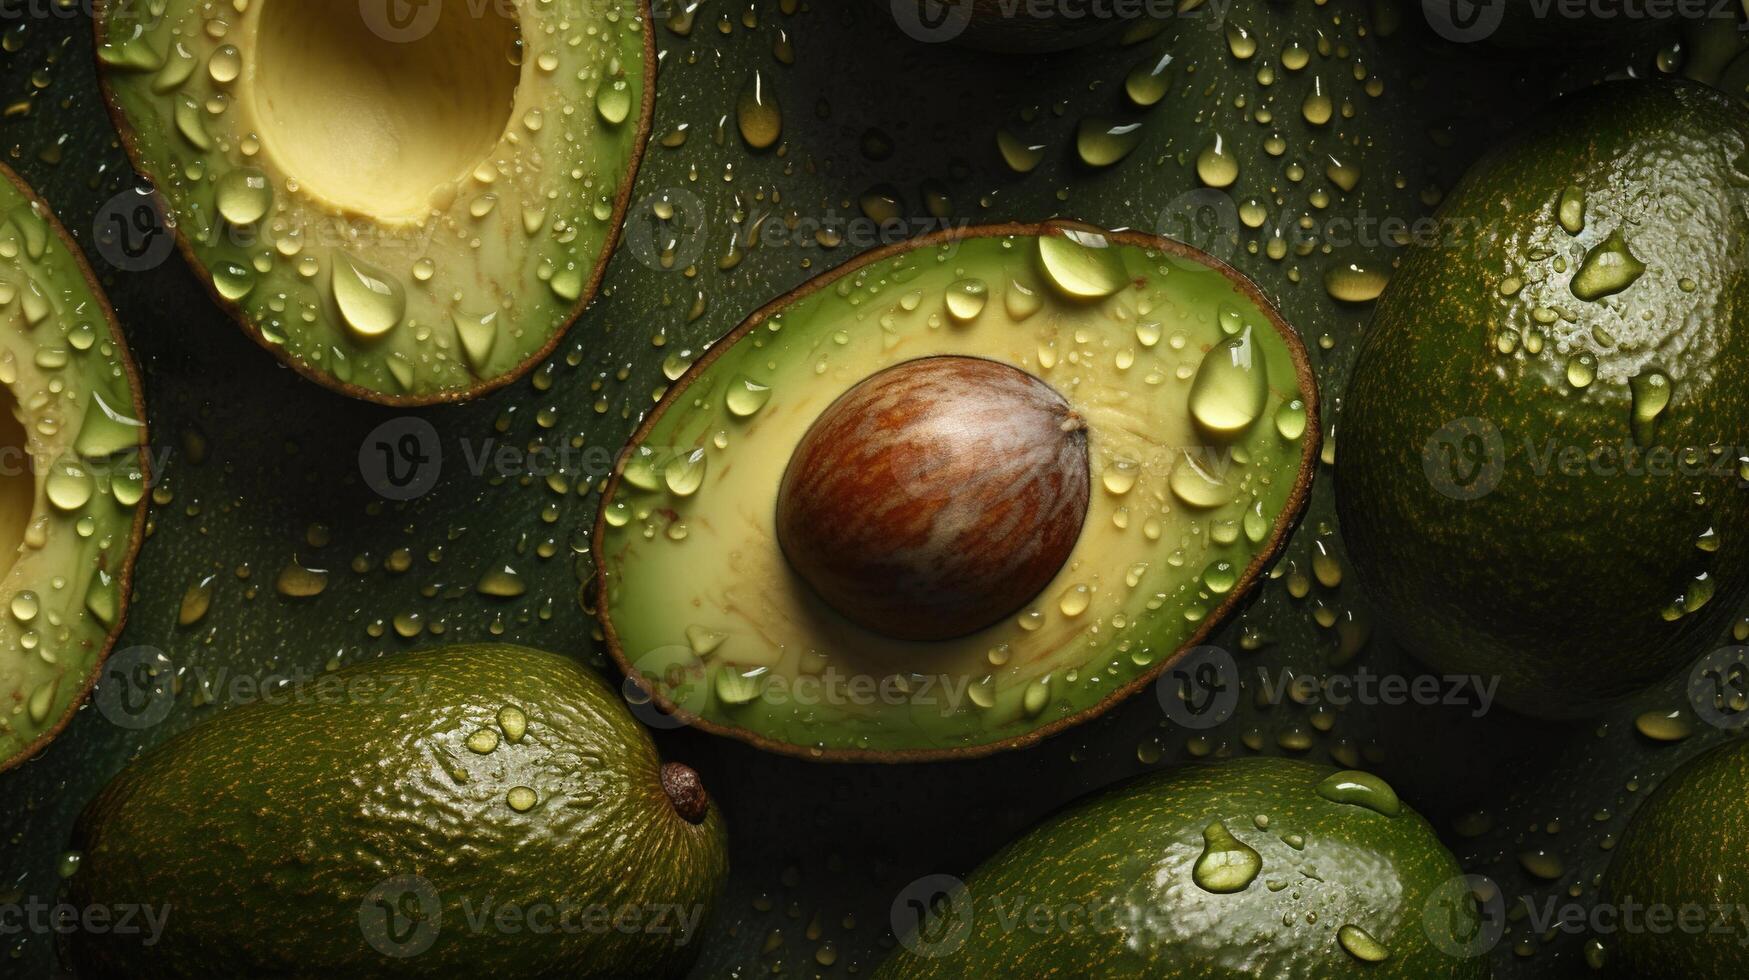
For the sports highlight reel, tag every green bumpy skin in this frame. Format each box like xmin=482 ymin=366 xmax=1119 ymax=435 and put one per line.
xmin=875 ymin=757 xmax=1488 ymax=979
xmin=68 ymin=644 xmax=729 ymax=979
xmin=1338 ymin=80 xmax=1749 ymax=717
xmin=1604 ymin=739 xmax=1749 ymax=979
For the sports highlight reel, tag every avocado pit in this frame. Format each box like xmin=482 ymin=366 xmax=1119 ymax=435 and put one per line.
xmin=776 ymin=355 xmax=1090 ymax=643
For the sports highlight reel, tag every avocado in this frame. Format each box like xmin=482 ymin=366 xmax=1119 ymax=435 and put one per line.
xmin=93 ymin=0 xmax=654 ymax=404
xmin=0 ymin=164 xmax=148 ymax=770
xmin=594 ymin=223 xmax=1318 ymax=760
xmin=874 ymin=758 xmax=1487 ymax=979
xmin=67 ymin=644 xmax=728 ymax=978
xmin=1336 ymin=80 xmax=1749 ymax=717
xmin=887 ymin=0 xmax=1136 ymax=52
xmin=1603 ymin=738 xmax=1749 ymax=979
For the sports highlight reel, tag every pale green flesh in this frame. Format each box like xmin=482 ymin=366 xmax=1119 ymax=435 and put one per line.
xmin=96 ymin=0 xmax=649 ymax=399
xmin=599 ymin=232 xmax=1310 ymax=755
xmin=0 ymin=179 xmax=146 ymax=762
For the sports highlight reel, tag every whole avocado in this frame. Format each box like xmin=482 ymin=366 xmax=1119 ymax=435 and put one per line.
xmin=1337 ymin=80 xmax=1749 ymax=716
xmin=875 ymin=758 xmax=1487 ymax=979
xmin=67 ymin=644 xmax=728 ymax=978
xmin=1604 ymin=738 xmax=1749 ymax=978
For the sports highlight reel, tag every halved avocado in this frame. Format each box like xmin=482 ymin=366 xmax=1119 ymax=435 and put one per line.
xmin=0 ymin=165 xmax=149 ymax=770
xmin=593 ymin=223 xmax=1318 ymax=761
xmin=93 ymin=0 xmax=654 ymax=404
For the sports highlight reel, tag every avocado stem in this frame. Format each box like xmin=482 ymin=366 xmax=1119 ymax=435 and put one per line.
xmin=1060 ymin=412 xmax=1088 ymax=434
xmin=660 ymin=762 xmax=711 ymax=825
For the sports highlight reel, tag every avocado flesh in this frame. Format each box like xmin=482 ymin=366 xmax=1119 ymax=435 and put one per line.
xmin=874 ymin=758 xmax=1486 ymax=979
xmin=94 ymin=0 xmax=652 ymax=403
xmin=0 ymin=166 xmax=147 ymax=769
xmin=595 ymin=226 xmax=1317 ymax=759
xmin=1337 ymin=80 xmax=1749 ymax=717
xmin=68 ymin=644 xmax=729 ymax=978
xmin=1604 ymin=739 xmax=1749 ymax=979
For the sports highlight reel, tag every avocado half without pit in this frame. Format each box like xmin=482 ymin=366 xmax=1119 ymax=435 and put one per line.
xmin=93 ymin=0 xmax=654 ymax=404
xmin=0 ymin=166 xmax=149 ymax=770
xmin=594 ymin=223 xmax=1319 ymax=760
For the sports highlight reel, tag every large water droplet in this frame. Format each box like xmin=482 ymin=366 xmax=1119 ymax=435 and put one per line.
xmin=1571 ymin=230 xmax=1647 ymax=301
xmin=1189 ymin=327 xmax=1268 ymax=436
xmin=1315 ymin=770 xmax=1402 ymax=817
xmin=333 ymin=252 xmax=406 ymax=340
xmin=1192 ymin=821 xmax=1262 ymax=894
xmin=1039 ymin=230 xmax=1127 ymax=300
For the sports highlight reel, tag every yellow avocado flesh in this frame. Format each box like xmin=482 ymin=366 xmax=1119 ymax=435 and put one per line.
xmin=96 ymin=0 xmax=650 ymax=400
xmin=0 ymin=178 xmax=147 ymax=765
xmin=597 ymin=230 xmax=1314 ymax=758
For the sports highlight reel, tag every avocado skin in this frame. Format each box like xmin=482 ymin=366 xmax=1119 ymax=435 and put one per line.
xmin=874 ymin=758 xmax=1486 ymax=979
xmin=1337 ymin=80 xmax=1749 ymax=717
xmin=1604 ymin=739 xmax=1749 ymax=979
xmin=67 ymin=644 xmax=728 ymax=979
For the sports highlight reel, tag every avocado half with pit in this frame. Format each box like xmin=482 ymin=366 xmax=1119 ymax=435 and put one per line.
xmin=93 ymin=0 xmax=654 ymax=404
xmin=594 ymin=223 xmax=1319 ymax=761
xmin=0 ymin=165 xmax=149 ymax=770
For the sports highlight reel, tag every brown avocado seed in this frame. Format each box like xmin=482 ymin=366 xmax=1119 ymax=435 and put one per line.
xmin=776 ymin=356 xmax=1091 ymax=642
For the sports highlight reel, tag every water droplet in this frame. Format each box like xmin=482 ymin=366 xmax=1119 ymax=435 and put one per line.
xmin=1558 ymin=185 xmax=1587 ymax=235
xmin=1325 ymin=260 xmax=1389 ymax=303
xmin=1571 ymin=230 xmax=1647 ymax=302
xmin=45 ymin=454 xmax=92 ymax=511
xmin=332 ymin=252 xmax=406 ymax=339
xmin=1629 ymin=370 xmax=1670 ymax=446
xmin=1274 ymin=399 xmax=1307 ymax=440
xmin=736 ymin=70 xmax=782 ymax=149
xmin=1565 ymin=353 xmax=1596 ymax=389
xmin=715 ymin=665 xmax=765 ymax=705
xmin=1338 ymin=924 xmax=1390 ymax=963
xmin=215 ymin=167 xmax=272 ymax=224
xmin=498 ymin=705 xmax=528 ymax=743
xmin=476 ymin=565 xmax=526 ymax=598
xmin=1170 ymin=451 xmax=1230 ymax=509
xmin=1633 ymin=709 xmax=1693 ymax=742
xmin=726 ymin=375 xmax=771 ymax=417
xmin=1192 ymin=821 xmax=1262 ymax=894
xmin=9 ymin=590 xmax=37 ymax=623
xmin=945 ymin=278 xmax=989 ymax=323
xmin=1124 ymin=53 xmax=1173 ymax=107
xmin=1077 ymin=117 xmax=1144 ymax=168
xmin=686 ymin=625 xmax=727 ymax=656
xmin=1189 ymin=327 xmax=1268 ymax=435
xmin=1039 ymin=230 xmax=1127 ymax=300
xmin=467 ymin=728 xmax=500 ymax=754
xmin=996 ymin=128 xmax=1046 ymax=174
xmin=596 ymin=78 xmax=633 ymax=125
xmin=275 ymin=561 xmax=328 ymax=598
xmin=1315 ymin=770 xmax=1401 ymax=817
xmin=1195 ymin=134 xmax=1239 ymax=189
xmin=506 ymin=786 xmax=539 ymax=812
xmin=664 ymin=448 xmax=708 ymax=496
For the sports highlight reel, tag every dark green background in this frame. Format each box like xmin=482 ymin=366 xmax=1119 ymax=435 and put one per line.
xmin=0 ymin=0 xmax=1742 ymax=976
